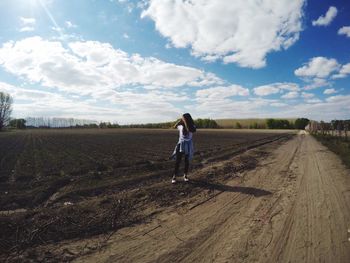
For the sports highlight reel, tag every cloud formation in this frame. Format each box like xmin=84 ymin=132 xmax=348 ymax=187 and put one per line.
xmin=301 ymin=92 xmax=315 ymax=99
xmin=196 ymin=85 xmax=249 ymax=99
xmin=338 ymin=26 xmax=350 ymax=37
xmin=142 ymin=0 xmax=305 ymax=68
xmin=295 ymin=57 xmax=340 ymax=78
xmin=323 ymin=88 xmax=337 ymax=95
xmin=0 ymin=37 xmax=223 ymax=96
xmin=295 ymin=57 xmax=350 ymax=90
xmin=312 ymin=6 xmax=337 ymax=26
xmin=0 ymin=37 xmax=229 ymax=123
xmin=19 ymin=17 xmax=36 ymax=32
xmin=281 ymin=91 xmax=299 ymax=99
xmin=65 ymin=21 xmax=77 ymax=28
xmin=253 ymin=82 xmax=299 ymax=96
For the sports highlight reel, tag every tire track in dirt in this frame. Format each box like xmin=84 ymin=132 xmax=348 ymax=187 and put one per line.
xmin=268 ymin=134 xmax=350 ymax=263
xmin=73 ymin=132 xmax=350 ymax=263
xmin=71 ymin=133 xmax=299 ymax=262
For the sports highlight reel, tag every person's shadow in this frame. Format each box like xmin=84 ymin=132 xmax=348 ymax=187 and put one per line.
xmin=187 ymin=179 xmax=272 ymax=197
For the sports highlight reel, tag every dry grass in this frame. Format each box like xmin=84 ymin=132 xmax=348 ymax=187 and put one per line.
xmin=216 ymin=118 xmax=297 ymax=129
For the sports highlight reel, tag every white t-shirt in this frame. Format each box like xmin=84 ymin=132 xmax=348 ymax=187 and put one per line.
xmin=177 ymin=125 xmax=193 ymax=142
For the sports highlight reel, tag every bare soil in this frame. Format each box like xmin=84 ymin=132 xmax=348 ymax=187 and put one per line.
xmin=0 ymin=129 xmax=291 ymax=261
xmin=72 ymin=132 xmax=350 ymax=262
xmin=2 ymin=130 xmax=349 ymax=262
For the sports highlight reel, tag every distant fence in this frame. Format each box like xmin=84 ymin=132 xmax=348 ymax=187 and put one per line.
xmin=305 ymin=120 xmax=350 ymax=138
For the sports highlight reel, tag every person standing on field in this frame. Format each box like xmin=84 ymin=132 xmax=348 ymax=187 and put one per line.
xmin=171 ymin=113 xmax=196 ymax=184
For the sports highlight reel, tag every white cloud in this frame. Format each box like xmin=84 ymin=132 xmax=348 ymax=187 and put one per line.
xmin=301 ymin=92 xmax=314 ymax=99
xmin=253 ymin=82 xmax=299 ymax=96
xmin=325 ymin=94 xmax=350 ymax=103
xmin=281 ymin=91 xmax=299 ymax=99
xmin=196 ymin=85 xmax=249 ymax=99
xmin=296 ymin=57 xmax=350 ymax=91
xmin=254 ymin=85 xmax=280 ymax=96
xmin=19 ymin=27 xmax=35 ymax=32
xmin=142 ymin=0 xmax=305 ymax=68
xmin=312 ymin=6 xmax=337 ymax=26
xmin=137 ymin=1 xmax=148 ymax=9
xmin=0 ymin=81 xmax=62 ymax=101
xmin=269 ymin=95 xmax=350 ymax=121
xmin=303 ymin=78 xmax=330 ymax=90
xmin=20 ymin=17 xmax=36 ymax=25
xmin=323 ymin=88 xmax=337 ymax=95
xmin=275 ymin=83 xmax=300 ymax=91
xmin=123 ymin=33 xmax=129 ymax=39
xmin=19 ymin=17 xmax=36 ymax=32
xmin=0 ymin=37 xmax=229 ymax=123
xmin=65 ymin=21 xmax=77 ymax=28
xmin=270 ymin=102 xmax=288 ymax=107
xmin=338 ymin=26 xmax=350 ymax=37
xmin=193 ymin=96 xmax=278 ymax=119
xmin=1 ymin=36 xmax=348 ymax=123
xmin=332 ymin=63 xmax=350 ymax=79
xmin=0 ymin=81 xmax=186 ymax=123
xmin=0 ymin=37 xmax=223 ymax=96
xmin=295 ymin=57 xmax=340 ymax=78
xmin=305 ymin=98 xmax=322 ymax=104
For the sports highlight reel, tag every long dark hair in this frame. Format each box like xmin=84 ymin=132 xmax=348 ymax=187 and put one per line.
xmin=182 ymin=113 xmax=196 ymax=133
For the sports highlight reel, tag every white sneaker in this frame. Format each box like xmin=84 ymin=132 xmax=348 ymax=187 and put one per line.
xmin=183 ymin=174 xmax=189 ymax=182
xmin=172 ymin=176 xmax=177 ymax=184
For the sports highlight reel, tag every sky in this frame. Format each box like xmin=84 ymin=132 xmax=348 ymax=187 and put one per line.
xmin=0 ymin=0 xmax=349 ymax=124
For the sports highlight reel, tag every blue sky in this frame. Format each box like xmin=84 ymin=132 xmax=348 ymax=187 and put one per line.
xmin=0 ymin=0 xmax=349 ymax=123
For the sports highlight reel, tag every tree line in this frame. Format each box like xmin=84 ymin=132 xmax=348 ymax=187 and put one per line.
xmin=0 ymin=91 xmax=311 ymax=131
xmin=234 ymin=118 xmax=310 ymax=130
xmin=266 ymin=118 xmax=309 ymax=129
xmin=113 ymin=118 xmax=219 ymax=129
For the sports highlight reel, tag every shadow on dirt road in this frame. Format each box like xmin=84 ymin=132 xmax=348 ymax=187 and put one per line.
xmin=187 ymin=180 xmax=272 ymax=197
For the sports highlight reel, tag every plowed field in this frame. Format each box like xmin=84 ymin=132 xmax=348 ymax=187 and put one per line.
xmin=3 ymin=129 xmax=349 ymax=262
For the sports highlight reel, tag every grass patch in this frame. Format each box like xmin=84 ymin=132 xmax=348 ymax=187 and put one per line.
xmin=313 ymin=134 xmax=350 ymax=169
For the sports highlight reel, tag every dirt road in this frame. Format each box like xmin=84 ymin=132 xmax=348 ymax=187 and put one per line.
xmin=75 ymin=132 xmax=350 ymax=263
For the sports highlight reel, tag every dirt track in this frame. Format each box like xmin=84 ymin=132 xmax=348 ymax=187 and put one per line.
xmin=73 ymin=132 xmax=350 ymax=263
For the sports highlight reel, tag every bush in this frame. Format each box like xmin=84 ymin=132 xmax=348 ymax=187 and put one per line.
xmin=9 ymin=118 xmax=26 ymax=129
xmin=266 ymin=118 xmax=292 ymax=129
xmin=294 ymin=118 xmax=309 ymax=129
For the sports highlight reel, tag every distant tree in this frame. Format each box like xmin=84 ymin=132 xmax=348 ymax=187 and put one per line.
xmin=85 ymin=123 xmax=98 ymax=128
xmin=344 ymin=120 xmax=350 ymax=140
xmin=266 ymin=118 xmax=276 ymax=129
xmin=9 ymin=118 xmax=26 ymax=129
xmin=235 ymin=122 xmax=242 ymax=129
xmin=266 ymin=118 xmax=292 ymax=129
xmin=194 ymin=118 xmax=219 ymax=128
xmin=294 ymin=118 xmax=309 ymax=130
xmin=99 ymin=122 xmax=109 ymax=129
xmin=331 ymin=120 xmax=344 ymax=137
xmin=0 ymin=92 xmax=13 ymax=130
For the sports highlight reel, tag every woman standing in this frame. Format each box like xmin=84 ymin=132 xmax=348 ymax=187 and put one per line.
xmin=171 ymin=113 xmax=196 ymax=184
